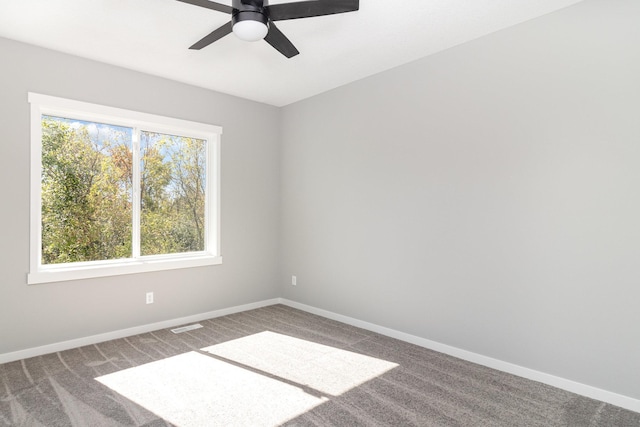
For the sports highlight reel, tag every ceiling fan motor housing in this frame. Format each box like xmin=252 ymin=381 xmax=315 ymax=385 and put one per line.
xmin=232 ymin=0 xmax=269 ymax=27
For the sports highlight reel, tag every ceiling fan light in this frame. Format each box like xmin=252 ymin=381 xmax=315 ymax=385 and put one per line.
xmin=233 ymin=20 xmax=268 ymax=42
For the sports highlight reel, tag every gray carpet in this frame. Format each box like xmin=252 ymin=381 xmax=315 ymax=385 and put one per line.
xmin=1 ymin=304 xmax=638 ymax=426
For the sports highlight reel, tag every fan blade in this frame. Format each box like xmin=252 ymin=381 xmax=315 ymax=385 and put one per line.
xmin=176 ymin=0 xmax=233 ymax=14
xmin=264 ymin=22 xmax=299 ymax=58
xmin=189 ymin=21 xmax=233 ymax=49
xmin=266 ymin=0 xmax=358 ymax=21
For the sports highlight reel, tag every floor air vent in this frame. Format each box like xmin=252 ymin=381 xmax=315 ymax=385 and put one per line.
xmin=171 ymin=323 xmax=203 ymax=334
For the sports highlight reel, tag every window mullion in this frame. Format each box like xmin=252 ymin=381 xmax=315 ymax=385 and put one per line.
xmin=132 ymin=128 xmax=141 ymax=258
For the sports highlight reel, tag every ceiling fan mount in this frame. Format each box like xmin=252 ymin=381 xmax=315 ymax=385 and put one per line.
xmin=177 ymin=0 xmax=360 ymax=58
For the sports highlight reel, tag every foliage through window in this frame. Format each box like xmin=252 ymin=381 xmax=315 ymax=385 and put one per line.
xmin=29 ymin=93 xmax=222 ymax=284
xmin=41 ymin=117 xmax=134 ymax=264
xmin=139 ymin=131 xmax=207 ymax=256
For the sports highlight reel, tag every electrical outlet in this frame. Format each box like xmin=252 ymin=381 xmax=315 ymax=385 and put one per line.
xmin=146 ymin=292 xmax=154 ymax=304
xmin=291 ymin=275 xmax=297 ymax=286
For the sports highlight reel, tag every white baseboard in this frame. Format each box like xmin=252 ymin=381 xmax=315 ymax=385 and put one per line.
xmin=0 ymin=298 xmax=280 ymax=365
xmin=2 ymin=297 xmax=638 ymax=414
xmin=279 ymin=298 xmax=640 ymax=414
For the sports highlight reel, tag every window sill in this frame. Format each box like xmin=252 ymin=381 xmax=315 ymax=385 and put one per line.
xmin=27 ymin=255 xmax=222 ymax=284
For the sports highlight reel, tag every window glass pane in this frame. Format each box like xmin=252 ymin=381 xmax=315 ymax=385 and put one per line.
xmin=41 ymin=115 xmax=133 ymax=264
xmin=140 ymin=131 xmax=207 ymax=256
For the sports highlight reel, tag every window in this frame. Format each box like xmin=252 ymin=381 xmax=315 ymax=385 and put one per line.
xmin=28 ymin=93 xmax=222 ymax=284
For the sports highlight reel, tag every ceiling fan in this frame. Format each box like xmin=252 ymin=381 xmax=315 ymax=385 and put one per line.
xmin=177 ymin=0 xmax=359 ymax=58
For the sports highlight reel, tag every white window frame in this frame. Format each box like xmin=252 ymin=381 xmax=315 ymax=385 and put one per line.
xmin=28 ymin=93 xmax=222 ymax=284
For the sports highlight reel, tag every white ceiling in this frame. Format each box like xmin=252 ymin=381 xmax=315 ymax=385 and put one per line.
xmin=0 ymin=0 xmax=582 ymax=106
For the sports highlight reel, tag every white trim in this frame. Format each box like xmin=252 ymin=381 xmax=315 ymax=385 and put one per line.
xmin=28 ymin=92 xmax=223 ymax=284
xmin=27 ymin=255 xmax=222 ymax=284
xmin=0 ymin=298 xmax=279 ymax=364
xmin=279 ymin=299 xmax=640 ymax=414
xmin=27 ymin=92 xmax=223 ymax=137
xmin=29 ymin=97 xmax=43 ymax=281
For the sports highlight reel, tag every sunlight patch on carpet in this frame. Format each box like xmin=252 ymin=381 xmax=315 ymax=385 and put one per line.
xmin=201 ymin=331 xmax=399 ymax=396
xmin=95 ymin=331 xmax=398 ymax=426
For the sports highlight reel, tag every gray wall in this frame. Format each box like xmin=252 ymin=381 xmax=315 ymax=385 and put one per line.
xmin=280 ymin=0 xmax=640 ymax=399
xmin=0 ymin=37 xmax=281 ymax=354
